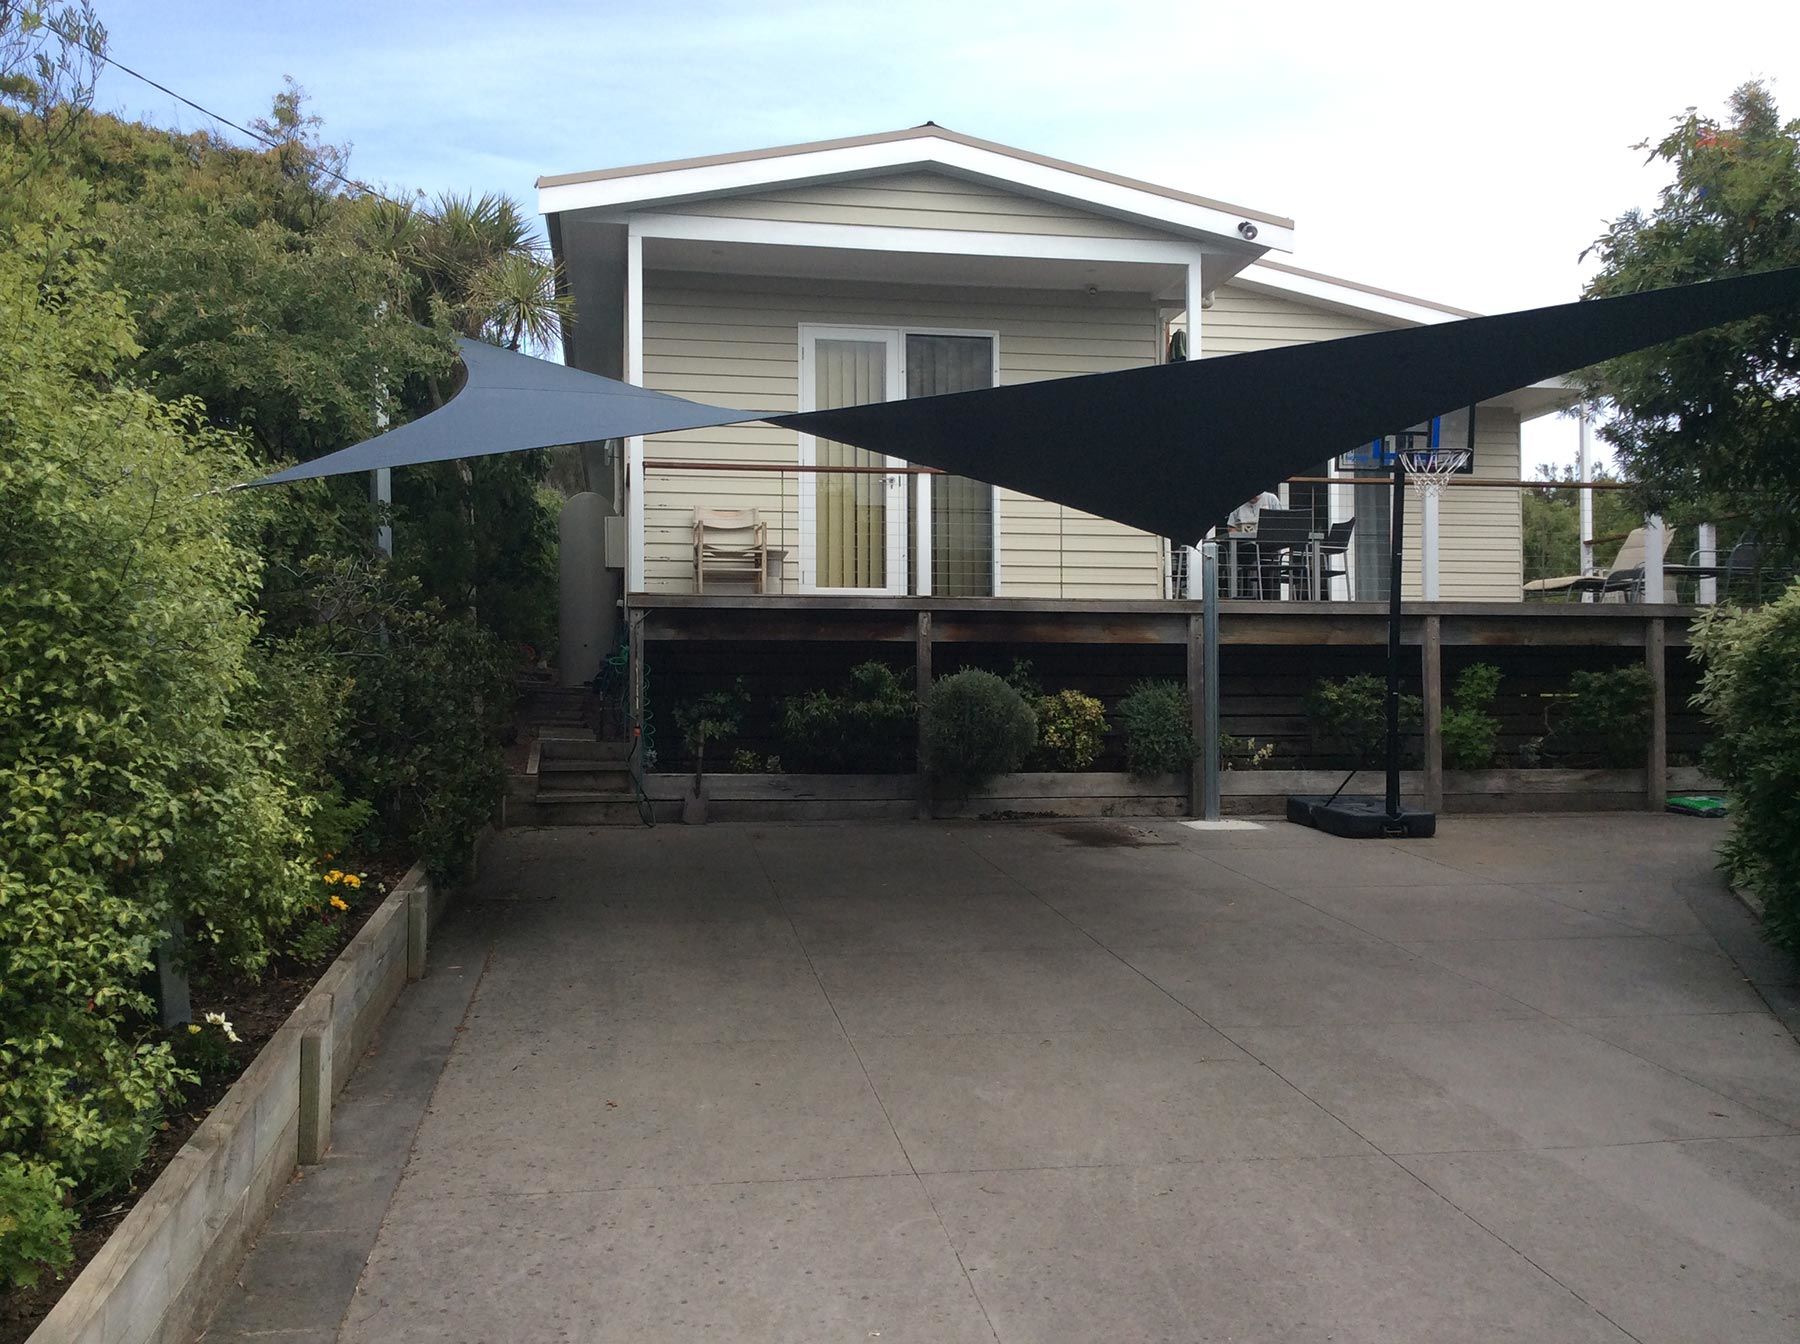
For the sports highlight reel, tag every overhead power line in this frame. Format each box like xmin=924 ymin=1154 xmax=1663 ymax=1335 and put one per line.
xmin=90 ymin=47 xmax=414 ymax=210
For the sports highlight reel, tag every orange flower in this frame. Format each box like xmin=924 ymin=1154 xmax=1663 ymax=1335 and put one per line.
xmin=329 ymin=894 xmax=349 ymax=912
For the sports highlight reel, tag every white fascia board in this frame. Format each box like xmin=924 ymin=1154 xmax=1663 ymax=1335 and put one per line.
xmin=539 ymin=136 xmax=1294 ymax=254
xmin=625 ymin=212 xmax=1212 ymax=267
xmin=1234 ymin=261 xmax=1469 ymax=328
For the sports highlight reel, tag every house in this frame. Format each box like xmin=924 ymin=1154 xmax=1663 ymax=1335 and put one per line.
xmin=537 ymin=125 xmax=1569 ymax=614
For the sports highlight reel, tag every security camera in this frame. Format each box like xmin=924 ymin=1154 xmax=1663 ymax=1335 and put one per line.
xmin=1237 ymin=221 xmax=1259 ymax=241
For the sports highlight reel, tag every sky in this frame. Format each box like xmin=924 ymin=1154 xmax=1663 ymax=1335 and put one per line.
xmin=92 ymin=0 xmax=1800 ymax=472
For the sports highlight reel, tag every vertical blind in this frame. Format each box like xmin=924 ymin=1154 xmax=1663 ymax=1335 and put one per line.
xmin=907 ymin=334 xmax=995 ymax=597
xmin=813 ymin=338 xmax=889 ymax=589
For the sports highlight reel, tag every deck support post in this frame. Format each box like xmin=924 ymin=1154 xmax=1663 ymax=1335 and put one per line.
xmin=627 ymin=605 xmax=646 ymax=748
xmin=915 ymin=610 xmax=932 ymax=820
xmin=1187 ymin=614 xmax=1203 ymax=817
xmin=1422 ymin=614 xmax=1444 ymax=813
xmin=1646 ymin=616 xmax=1667 ymax=811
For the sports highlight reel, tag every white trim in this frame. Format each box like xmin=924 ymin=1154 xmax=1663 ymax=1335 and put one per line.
xmin=539 ymin=134 xmax=1295 ymax=253
xmin=1233 ymin=261 xmax=1469 ymax=329
xmin=796 ymin=326 xmax=906 ymax=595
xmin=620 ymin=211 xmax=1216 ymax=271
xmin=625 ymin=229 xmax=645 ymax=592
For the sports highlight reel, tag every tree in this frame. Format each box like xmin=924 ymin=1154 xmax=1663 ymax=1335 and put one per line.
xmin=1521 ymin=460 xmax=1643 ymax=583
xmin=1577 ymin=82 xmax=1800 ymax=558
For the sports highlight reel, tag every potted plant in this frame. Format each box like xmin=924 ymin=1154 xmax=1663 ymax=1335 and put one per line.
xmin=673 ymin=682 xmax=748 ymax=823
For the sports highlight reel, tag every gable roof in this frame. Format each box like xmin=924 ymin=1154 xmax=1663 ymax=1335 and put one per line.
xmin=538 ymin=123 xmax=1295 ymax=256
xmin=539 ymin=123 xmax=1294 ymax=229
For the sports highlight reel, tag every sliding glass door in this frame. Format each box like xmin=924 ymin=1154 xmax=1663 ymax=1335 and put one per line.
xmin=798 ymin=329 xmax=905 ymax=593
xmin=907 ymin=333 xmax=996 ymax=597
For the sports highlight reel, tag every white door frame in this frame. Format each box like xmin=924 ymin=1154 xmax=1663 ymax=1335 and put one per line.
xmin=797 ymin=326 xmax=906 ymax=594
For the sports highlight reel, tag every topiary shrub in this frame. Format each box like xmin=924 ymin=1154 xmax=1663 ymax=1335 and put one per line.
xmin=1032 ymin=689 xmax=1107 ymax=771
xmin=674 ymin=681 xmax=748 ymax=787
xmin=1692 ymin=582 xmax=1800 ymax=952
xmin=921 ymin=669 xmax=1038 ymax=790
xmin=778 ymin=661 xmax=915 ymax=772
xmin=1442 ymin=663 xmax=1503 ymax=770
xmin=1117 ymin=679 xmax=1194 ymax=776
xmin=1545 ymin=664 xmax=1652 ymax=767
xmin=1305 ymin=672 xmax=1422 ymax=766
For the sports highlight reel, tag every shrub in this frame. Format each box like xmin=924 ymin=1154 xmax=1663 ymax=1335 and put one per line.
xmin=1442 ymin=663 xmax=1503 ymax=770
xmin=1545 ymin=664 xmax=1652 ymax=767
xmin=0 ymin=1154 xmax=76 ymax=1289
xmin=1692 ymin=583 xmax=1800 ymax=951
xmin=779 ymin=661 xmax=915 ymax=772
xmin=1305 ymin=672 xmax=1422 ymax=766
xmin=1117 ymin=680 xmax=1194 ymax=776
xmin=673 ymin=681 xmax=748 ymax=783
xmin=921 ymin=669 xmax=1038 ymax=789
xmin=1221 ymin=733 xmax=1275 ymax=770
xmin=1032 ymin=689 xmax=1107 ymax=771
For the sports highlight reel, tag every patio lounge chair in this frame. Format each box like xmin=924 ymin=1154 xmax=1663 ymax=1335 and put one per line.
xmin=1524 ymin=526 xmax=1671 ymax=602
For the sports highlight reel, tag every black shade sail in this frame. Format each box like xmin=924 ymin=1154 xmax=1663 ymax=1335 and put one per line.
xmin=774 ymin=266 xmax=1800 ymax=543
xmin=255 ymin=269 xmax=1800 ymax=545
xmin=252 ymin=336 xmax=765 ymax=486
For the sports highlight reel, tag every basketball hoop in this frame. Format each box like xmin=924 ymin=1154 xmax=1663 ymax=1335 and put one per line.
xmin=1399 ymin=447 xmax=1469 ymax=500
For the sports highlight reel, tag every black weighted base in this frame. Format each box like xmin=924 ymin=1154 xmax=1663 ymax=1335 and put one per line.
xmin=1285 ymin=795 xmax=1437 ymax=839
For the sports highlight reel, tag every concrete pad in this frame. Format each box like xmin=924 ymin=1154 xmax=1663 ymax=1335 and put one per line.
xmin=1405 ymin=934 xmax=1768 ymax=1018
xmin=782 ymin=887 xmax=1094 ymax=955
xmin=401 ymin=1034 xmax=909 ymax=1198
xmin=1230 ymin=1018 xmax=1789 ymax=1153
xmin=1515 ymin=879 xmax=1713 ymax=937
xmin=859 ymin=1032 xmax=1374 ymax=1171
xmin=810 ymin=947 xmax=1199 ymax=1039
xmin=1295 ymin=881 xmax=1634 ymax=942
xmin=340 ymin=1176 xmax=996 ymax=1344
xmin=201 ymin=1229 xmax=374 ymax=1336
xmin=467 ymin=952 xmax=845 ymax=1045
xmin=925 ymin=1158 xmax=1632 ymax=1343
xmin=481 ymin=891 xmax=805 ymax=964
xmin=1401 ymin=1137 xmax=1800 ymax=1344
xmin=1032 ymin=882 xmax=1371 ymax=948
xmin=1202 ymin=839 xmax=1463 ymax=890
xmin=1178 ymin=818 xmax=1265 ymax=832
xmin=1121 ymin=937 xmax=1535 ymax=1028
xmin=1571 ymin=1012 xmax=1800 ymax=1128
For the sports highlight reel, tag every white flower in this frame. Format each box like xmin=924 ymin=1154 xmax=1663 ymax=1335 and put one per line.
xmin=203 ymin=1011 xmax=242 ymax=1044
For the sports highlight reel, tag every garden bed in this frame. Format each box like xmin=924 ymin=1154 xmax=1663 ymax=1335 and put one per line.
xmin=7 ymin=852 xmax=462 ymax=1344
xmin=639 ymin=766 xmax=1718 ymax=824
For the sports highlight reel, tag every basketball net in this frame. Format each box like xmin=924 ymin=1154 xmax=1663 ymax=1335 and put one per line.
xmin=1399 ymin=448 xmax=1469 ymax=501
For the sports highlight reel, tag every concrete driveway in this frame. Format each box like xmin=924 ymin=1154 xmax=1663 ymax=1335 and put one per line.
xmin=204 ymin=816 xmax=1800 ymax=1343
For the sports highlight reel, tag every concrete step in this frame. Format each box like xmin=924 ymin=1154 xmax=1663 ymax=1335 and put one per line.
xmin=503 ymin=794 xmax=674 ymax=827
xmin=537 ymin=772 xmax=633 ymax=793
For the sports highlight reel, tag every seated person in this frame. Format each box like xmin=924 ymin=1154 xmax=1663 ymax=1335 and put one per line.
xmin=1227 ymin=489 xmax=1282 ymax=535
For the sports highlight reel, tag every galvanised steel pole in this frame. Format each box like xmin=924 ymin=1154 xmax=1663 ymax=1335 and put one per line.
xmin=1201 ymin=539 xmax=1221 ymax=821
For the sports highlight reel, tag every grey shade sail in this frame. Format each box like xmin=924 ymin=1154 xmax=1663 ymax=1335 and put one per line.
xmin=776 ymin=266 xmax=1800 ymax=543
xmin=252 ymin=337 xmax=765 ymax=486
xmin=255 ymin=270 xmax=1800 ymax=548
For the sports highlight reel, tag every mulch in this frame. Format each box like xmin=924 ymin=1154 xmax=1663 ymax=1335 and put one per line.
xmin=0 ymin=854 xmax=414 ymax=1344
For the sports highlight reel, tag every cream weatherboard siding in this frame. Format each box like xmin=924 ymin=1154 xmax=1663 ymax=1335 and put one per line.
xmin=638 ymin=270 xmax=1164 ymax=596
xmin=1203 ymin=282 xmax=1524 ymax=602
xmin=658 ymin=170 xmax=1175 ymax=241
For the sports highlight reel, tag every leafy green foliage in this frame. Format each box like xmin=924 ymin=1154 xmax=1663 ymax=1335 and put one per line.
xmin=1031 ymin=689 xmax=1107 ymax=771
xmin=921 ymin=670 xmax=1038 ymax=790
xmin=0 ymin=155 xmax=314 ymax=1280
xmin=1545 ymin=665 xmax=1653 ymax=767
xmin=0 ymin=1152 xmax=75 ymax=1288
xmin=1305 ymin=673 xmax=1421 ymax=767
xmin=1221 ymin=734 xmax=1275 ymax=770
xmin=1442 ymin=663 xmax=1503 ymax=771
xmin=779 ymin=662 xmax=916 ymax=773
xmin=674 ymin=681 xmax=748 ymax=780
xmin=1577 ymin=82 xmax=1800 ymax=558
xmin=1691 ymin=582 xmax=1800 ymax=951
xmin=1117 ymin=680 xmax=1194 ymax=777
